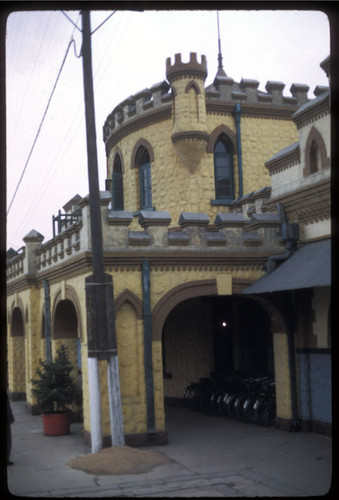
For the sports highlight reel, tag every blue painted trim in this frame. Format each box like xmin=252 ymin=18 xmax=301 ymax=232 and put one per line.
xmin=211 ymin=199 xmax=234 ymax=206
xmin=233 ymin=103 xmax=243 ymax=198
xmin=43 ymin=280 xmax=51 ymax=363
xmin=142 ymin=259 xmax=156 ymax=434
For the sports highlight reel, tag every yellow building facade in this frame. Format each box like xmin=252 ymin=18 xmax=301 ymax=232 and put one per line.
xmin=7 ymin=52 xmax=330 ymax=445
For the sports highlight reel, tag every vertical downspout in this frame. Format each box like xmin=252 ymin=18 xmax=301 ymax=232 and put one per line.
xmin=142 ymin=259 xmax=155 ymax=435
xmin=233 ymin=103 xmax=243 ymax=198
xmin=287 ymin=291 xmax=301 ymax=430
xmin=43 ymin=280 xmax=51 ymax=363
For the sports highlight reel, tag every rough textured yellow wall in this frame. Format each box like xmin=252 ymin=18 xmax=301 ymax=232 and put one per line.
xmin=25 ymin=286 xmax=41 ymax=406
xmin=240 ymin=116 xmax=298 ymax=195
xmin=171 ymin=77 xmax=207 ymax=133
xmin=8 ymin=335 xmax=25 ymax=393
xmin=115 ymin=301 xmax=146 ymax=435
xmin=108 ymin=111 xmax=298 ymax=228
xmin=152 ymin=340 xmax=165 ymax=431
xmin=273 ymin=333 xmax=292 ymax=419
xmin=7 ymin=289 xmax=30 ymax=399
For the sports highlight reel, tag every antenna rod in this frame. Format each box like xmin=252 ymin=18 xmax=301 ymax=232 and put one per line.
xmin=217 ymin=11 xmax=223 ymax=71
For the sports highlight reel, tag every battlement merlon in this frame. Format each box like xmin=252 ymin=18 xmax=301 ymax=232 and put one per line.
xmin=166 ymin=52 xmax=208 ymax=83
xmin=103 ymin=54 xmax=315 ymax=147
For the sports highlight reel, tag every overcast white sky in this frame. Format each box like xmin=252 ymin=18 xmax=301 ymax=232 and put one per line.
xmin=6 ymin=9 xmax=330 ymax=250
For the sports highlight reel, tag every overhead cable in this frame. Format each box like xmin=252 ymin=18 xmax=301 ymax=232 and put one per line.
xmin=61 ymin=10 xmax=117 ymax=35
xmin=91 ymin=11 xmax=117 ymax=34
xmin=61 ymin=10 xmax=82 ymax=32
xmin=7 ymin=38 xmax=76 ymax=216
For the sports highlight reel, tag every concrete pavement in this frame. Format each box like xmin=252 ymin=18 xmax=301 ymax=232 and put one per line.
xmin=6 ymin=400 xmax=332 ymax=497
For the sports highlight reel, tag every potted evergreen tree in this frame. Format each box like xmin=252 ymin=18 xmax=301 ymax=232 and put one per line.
xmin=31 ymin=344 xmax=79 ymax=436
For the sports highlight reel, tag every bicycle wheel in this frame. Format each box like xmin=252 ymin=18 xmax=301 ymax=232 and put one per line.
xmin=250 ymin=396 xmax=263 ymax=424
xmin=210 ymin=390 xmax=222 ymax=415
xmin=184 ymin=384 xmax=200 ymax=411
xmin=226 ymin=393 xmax=238 ymax=418
xmin=219 ymin=391 xmax=230 ymax=416
xmin=256 ymin=397 xmax=276 ymax=426
xmin=235 ymin=394 xmax=252 ymax=421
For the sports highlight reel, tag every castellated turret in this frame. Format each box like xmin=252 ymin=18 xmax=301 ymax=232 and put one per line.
xmin=166 ymin=52 xmax=209 ymax=173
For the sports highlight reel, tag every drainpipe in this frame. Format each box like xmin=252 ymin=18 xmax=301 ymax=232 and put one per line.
xmin=142 ymin=259 xmax=156 ymax=435
xmin=286 ymin=290 xmax=301 ymax=430
xmin=233 ymin=103 xmax=243 ymax=198
xmin=265 ymin=203 xmax=299 ymax=273
xmin=43 ymin=280 xmax=51 ymax=363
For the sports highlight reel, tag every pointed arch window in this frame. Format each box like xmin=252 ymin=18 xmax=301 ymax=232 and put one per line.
xmin=136 ymin=146 xmax=152 ymax=210
xmin=304 ymin=126 xmax=330 ymax=177
xmin=310 ymin=140 xmax=321 ymax=174
xmin=112 ymin=154 xmax=124 ymax=210
xmin=214 ymin=134 xmax=234 ymax=200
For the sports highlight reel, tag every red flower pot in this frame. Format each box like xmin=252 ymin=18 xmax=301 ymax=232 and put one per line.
xmin=42 ymin=412 xmax=71 ymax=436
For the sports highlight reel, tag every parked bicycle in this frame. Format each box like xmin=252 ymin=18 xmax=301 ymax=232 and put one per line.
xmin=184 ymin=373 xmax=276 ymax=426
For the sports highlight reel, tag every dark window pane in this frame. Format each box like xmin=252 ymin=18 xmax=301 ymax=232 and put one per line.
xmin=140 ymin=163 xmax=152 ymax=209
xmin=214 ymin=137 xmax=234 ymax=199
xmin=112 ymin=172 xmax=124 ymax=210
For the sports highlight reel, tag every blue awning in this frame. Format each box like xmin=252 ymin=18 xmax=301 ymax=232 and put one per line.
xmin=242 ymin=238 xmax=331 ymax=294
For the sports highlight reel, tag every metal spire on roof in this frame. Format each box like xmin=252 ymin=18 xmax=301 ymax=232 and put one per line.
xmin=216 ymin=11 xmax=227 ymax=77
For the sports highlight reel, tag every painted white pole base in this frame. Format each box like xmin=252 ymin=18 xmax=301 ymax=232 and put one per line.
xmin=108 ymin=355 xmax=125 ymax=446
xmin=88 ymin=357 xmax=103 ymax=453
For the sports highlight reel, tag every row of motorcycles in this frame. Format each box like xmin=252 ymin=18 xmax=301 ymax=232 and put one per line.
xmin=184 ymin=373 xmax=276 ymax=426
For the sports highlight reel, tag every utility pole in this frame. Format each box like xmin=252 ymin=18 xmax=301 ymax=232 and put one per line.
xmin=81 ymin=10 xmax=125 ymax=453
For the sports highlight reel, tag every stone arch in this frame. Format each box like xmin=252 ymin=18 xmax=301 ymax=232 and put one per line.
xmin=115 ymin=289 xmax=143 ymax=320
xmin=10 ymin=296 xmax=25 ymax=323
xmin=11 ymin=306 xmax=25 ymax=337
xmin=51 ymin=290 xmax=81 ymax=376
xmin=152 ymin=279 xmax=218 ymax=340
xmin=185 ymin=80 xmax=201 ymax=94
xmin=113 ymin=146 xmax=125 ymax=174
xmin=53 ymin=300 xmax=78 ymax=340
xmin=241 ymin=294 xmax=288 ymax=334
xmin=52 ymin=285 xmax=83 ymax=340
xmin=8 ymin=303 xmax=26 ymax=398
xmin=304 ymin=126 xmax=330 ymax=176
xmin=131 ymin=138 xmax=155 ymax=169
xmin=206 ymin=124 xmax=237 ymax=154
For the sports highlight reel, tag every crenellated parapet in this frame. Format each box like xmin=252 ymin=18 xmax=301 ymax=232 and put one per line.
xmin=166 ymin=52 xmax=208 ymax=82
xmin=7 ymin=185 xmax=286 ymax=286
xmin=105 ymin=205 xmax=283 ymax=252
xmin=103 ymin=52 xmax=317 ymax=157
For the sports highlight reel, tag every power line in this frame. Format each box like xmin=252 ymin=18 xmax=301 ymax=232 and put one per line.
xmin=7 ymin=38 xmax=76 ymax=216
xmin=61 ymin=10 xmax=117 ymax=35
xmin=91 ymin=11 xmax=117 ymax=34
xmin=61 ymin=10 xmax=82 ymax=32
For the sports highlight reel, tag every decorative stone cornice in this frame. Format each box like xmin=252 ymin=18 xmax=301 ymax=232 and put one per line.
xmin=265 ymin=142 xmax=300 ymax=175
xmin=292 ymin=92 xmax=330 ymax=129
xmin=263 ymin=178 xmax=330 ymax=224
xmin=206 ymin=101 xmax=298 ymax=120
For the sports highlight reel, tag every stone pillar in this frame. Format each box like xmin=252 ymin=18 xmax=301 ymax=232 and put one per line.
xmin=23 ymin=230 xmax=44 ymax=274
xmin=273 ymin=332 xmax=292 ymax=423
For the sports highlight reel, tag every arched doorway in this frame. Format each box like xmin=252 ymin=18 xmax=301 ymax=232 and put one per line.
xmin=9 ymin=306 xmax=26 ymax=399
xmin=53 ymin=299 xmax=82 ymax=418
xmin=161 ymin=294 xmax=273 ymax=404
